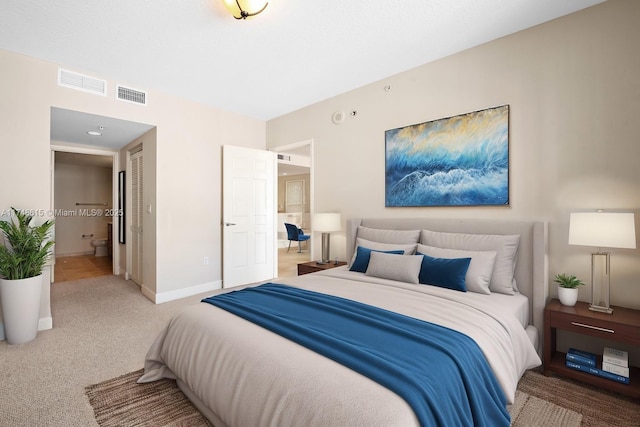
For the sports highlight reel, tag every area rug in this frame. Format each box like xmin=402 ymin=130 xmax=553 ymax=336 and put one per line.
xmin=86 ymin=369 xmax=639 ymax=426
xmin=517 ymin=370 xmax=640 ymax=426
xmin=85 ymin=369 xmax=212 ymax=427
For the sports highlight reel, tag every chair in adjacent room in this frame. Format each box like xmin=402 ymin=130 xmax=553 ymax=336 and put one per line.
xmin=284 ymin=223 xmax=310 ymax=253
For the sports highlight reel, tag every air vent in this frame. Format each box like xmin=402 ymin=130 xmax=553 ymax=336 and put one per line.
xmin=117 ymin=85 xmax=147 ymax=106
xmin=57 ymin=68 xmax=107 ymax=96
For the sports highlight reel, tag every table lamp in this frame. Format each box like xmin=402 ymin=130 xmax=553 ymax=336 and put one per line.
xmin=568 ymin=211 xmax=636 ymax=314
xmin=313 ymin=213 xmax=341 ymax=264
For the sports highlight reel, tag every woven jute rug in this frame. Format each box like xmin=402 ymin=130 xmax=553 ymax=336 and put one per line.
xmin=85 ymin=369 xmax=212 ymax=427
xmin=86 ymin=369 xmax=639 ymax=426
xmin=516 ymin=370 xmax=640 ymax=426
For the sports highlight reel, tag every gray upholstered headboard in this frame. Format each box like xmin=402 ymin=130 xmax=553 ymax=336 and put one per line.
xmin=346 ymin=218 xmax=548 ymax=341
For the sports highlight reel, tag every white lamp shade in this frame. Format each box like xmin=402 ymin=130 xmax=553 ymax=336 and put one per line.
xmin=568 ymin=212 xmax=636 ymax=249
xmin=313 ymin=213 xmax=341 ymax=232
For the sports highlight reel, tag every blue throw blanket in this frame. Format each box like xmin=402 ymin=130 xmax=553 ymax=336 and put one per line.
xmin=202 ymin=283 xmax=509 ymax=427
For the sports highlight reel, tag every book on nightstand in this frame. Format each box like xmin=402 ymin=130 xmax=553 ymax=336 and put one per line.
xmin=602 ymin=362 xmax=630 ymax=378
xmin=565 ymin=348 xmax=596 ymax=367
xmin=565 ymin=360 xmax=630 ymax=384
xmin=603 ymin=347 xmax=629 ymax=368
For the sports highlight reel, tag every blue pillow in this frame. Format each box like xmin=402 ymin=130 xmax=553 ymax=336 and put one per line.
xmin=417 ymin=252 xmax=471 ymax=292
xmin=350 ymin=246 xmax=405 ymax=273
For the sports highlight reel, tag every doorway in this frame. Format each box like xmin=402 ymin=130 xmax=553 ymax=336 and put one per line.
xmin=273 ymin=140 xmax=313 ymax=277
xmin=50 ymin=107 xmax=155 ymax=284
xmin=51 ymin=150 xmax=117 ymax=282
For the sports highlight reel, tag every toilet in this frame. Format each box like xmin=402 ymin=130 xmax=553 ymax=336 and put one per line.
xmin=90 ymin=238 xmax=109 ymax=257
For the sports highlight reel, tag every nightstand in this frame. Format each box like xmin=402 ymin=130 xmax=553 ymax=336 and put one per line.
xmin=297 ymin=261 xmax=347 ymax=276
xmin=544 ymin=299 xmax=640 ymax=399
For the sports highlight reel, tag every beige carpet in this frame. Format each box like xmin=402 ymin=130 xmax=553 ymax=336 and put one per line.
xmin=0 ymin=275 xmax=213 ymax=426
xmin=86 ymin=368 xmax=639 ymax=427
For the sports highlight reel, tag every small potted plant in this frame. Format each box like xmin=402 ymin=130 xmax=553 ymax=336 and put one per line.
xmin=554 ymin=273 xmax=584 ymax=307
xmin=0 ymin=208 xmax=54 ymax=344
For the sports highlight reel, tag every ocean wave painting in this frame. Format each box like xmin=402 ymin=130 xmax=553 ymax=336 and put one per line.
xmin=385 ymin=105 xmax=509 ymax=207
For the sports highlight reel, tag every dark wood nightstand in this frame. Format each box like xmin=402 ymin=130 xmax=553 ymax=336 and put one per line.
xmin=297 ymin=261 xmax=347 ymax=276
xmin=544 ymin=299 xmax=640 ymax=399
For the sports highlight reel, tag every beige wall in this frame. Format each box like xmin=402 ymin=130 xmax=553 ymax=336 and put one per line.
xmin=267 ymin=1 xmax=640 ymax=310
xmin=0 ymin=48 xmax=265 ymax=303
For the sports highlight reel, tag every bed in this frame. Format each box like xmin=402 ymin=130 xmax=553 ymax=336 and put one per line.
xmin=139 ymin=218 xmax=547 ymax=426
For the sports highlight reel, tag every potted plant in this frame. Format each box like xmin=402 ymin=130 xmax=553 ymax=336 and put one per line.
xmin=554 ymin=273 xmax=584 ymax=307
xmin=0 ymin=208 xmax=54 ymax=344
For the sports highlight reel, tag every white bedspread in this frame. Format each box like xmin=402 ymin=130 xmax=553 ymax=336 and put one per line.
xmin=140 ymin=268 xmax=541 ymax=426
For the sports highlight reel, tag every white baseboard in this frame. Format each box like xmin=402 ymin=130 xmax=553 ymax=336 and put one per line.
xmin=142 ymin=280 xmax=222 ymax=304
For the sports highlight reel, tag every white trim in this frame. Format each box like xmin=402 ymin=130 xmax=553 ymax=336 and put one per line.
xmin=142 ymin=281 xmax=222 ymax=304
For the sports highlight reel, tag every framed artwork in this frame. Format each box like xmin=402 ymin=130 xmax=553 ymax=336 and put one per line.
xmin=385 ymin=105 xmax=509 ymax=207
xmin=285 ymin=179 xmax=305 ymax=211
xmin=118 ymin=171 xmax=126 ymax=244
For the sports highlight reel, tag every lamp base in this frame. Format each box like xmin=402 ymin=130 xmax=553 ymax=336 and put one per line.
xmin=589 ymin=304 xmax=613 ymax=314
xmin=315 ymin=260 xmax=329 ymax=265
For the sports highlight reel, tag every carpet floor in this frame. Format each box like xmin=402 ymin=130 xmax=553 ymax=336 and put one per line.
xmin=86 ymin=368 xmax=640 ymax=426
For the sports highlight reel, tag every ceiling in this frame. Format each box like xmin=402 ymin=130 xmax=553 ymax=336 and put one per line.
xmin=0 ymin=0 xmax=605 ymax=122
xmin=51 ymin=107 xmax=154 ymax=150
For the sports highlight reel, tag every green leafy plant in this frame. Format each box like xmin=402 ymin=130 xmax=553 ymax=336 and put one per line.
xmin=553 ymin=273 xmax=585 ymax=289
xmin=0 ymin=208 xmax=54 ymax=280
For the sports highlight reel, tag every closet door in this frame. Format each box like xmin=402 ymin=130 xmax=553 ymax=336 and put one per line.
xmin=129 ymin=150 xmax=143 ymax=285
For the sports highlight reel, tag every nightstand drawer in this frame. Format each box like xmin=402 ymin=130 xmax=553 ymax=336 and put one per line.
xmin=550 ymin=311 xmax=640 ymax=344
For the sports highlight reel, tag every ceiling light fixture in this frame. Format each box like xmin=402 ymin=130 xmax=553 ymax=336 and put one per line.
xmin=222 ymin=0 xmax=268 ymax=20
xmin=87 ymin=125 xmax=104 ymax=136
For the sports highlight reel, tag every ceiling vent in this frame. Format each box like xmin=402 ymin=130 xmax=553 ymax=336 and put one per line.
xmin=57 ymin=68 xmax=107 ymax=96
xmin=117 ymin=85 xmax=147 ymax=106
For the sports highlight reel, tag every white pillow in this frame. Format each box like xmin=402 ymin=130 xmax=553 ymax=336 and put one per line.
xmin=357 ymin=226 xmax=421 ymax=244
xmin=420 ymin=229 xmax=520 ymax=295
xmin=365 ymin=251 xmax=422 ymax=284
xmin=349 ymin=238 xmax=417 ymax=267
xmin=417 ymin=244 xmax=497 ymax=295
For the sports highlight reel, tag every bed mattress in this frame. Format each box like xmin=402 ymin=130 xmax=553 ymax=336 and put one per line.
xmin=139 ymin=267 xmax=541 ymax=426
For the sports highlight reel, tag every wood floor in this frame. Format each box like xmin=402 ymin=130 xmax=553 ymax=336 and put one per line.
xmin=278 ymin=246 xmax=311 ymax=277
xmin=53 ymin=247 xmax=308 ymax=283
xmin=54 ymin=255 xmax=113 ymax=282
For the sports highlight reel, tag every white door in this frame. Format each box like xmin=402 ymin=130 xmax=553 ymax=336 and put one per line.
xmin=222 ymin=145 xmax=277 ymax=288
xmin=129 ymin=149 xmax=143 ymax=285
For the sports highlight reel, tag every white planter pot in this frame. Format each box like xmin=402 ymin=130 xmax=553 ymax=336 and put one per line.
xmin=558 ymin=286 xmax=578 ymax=307
xmin=0 ymin=274 xmax=43 ymax=345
